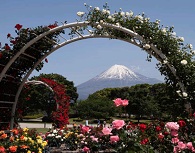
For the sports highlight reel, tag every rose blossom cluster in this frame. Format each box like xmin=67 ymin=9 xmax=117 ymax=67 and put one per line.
xmin=113 ymin=98 xmax=129 ymax=107
xmin=165 ymin=121 xmax=195 ymax=152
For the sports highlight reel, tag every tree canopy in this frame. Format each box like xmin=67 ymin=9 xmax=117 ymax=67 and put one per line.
xmin=19 ymin=73 xmax=78 ymax=119
xmin=88 ymin=83 xmax=184 ymax=119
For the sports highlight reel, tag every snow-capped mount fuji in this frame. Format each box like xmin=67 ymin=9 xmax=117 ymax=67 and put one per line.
xmin=77 ymin=64 xmax=163 ymax=100
xmin=95 ymin=64 xmax=139 ymax=80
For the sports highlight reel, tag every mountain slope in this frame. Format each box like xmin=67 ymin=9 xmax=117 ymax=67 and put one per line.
xmin=77 ymin=64 xmax=163 ymax=100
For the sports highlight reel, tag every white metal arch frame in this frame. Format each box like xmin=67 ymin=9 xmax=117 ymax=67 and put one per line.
xmin=25 ymin=80 xmax=58 ymax=107
xmin=0 ymin=21 xmax=186 ymax=129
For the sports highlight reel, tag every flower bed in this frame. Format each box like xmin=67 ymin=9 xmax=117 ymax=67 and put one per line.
xmin=1 ymin=98 xmax=195 ymax=153
xmin=1 ymin=116 xmax=195 ymax=152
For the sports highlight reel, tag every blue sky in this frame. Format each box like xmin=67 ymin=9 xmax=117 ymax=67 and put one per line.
xmin=1 ymin=0 xmax=195 ymax=86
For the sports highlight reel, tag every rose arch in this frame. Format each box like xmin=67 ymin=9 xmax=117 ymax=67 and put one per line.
xmin=0 ymin=4 xmax=195 ymax=129
xmin=23 ymin=78 xmax=70 ymax=128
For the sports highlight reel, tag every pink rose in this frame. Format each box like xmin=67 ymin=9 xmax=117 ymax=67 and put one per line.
xmin=121 ymin=99 xmax=129 ymax=106
xmin=112 ymin=120 xmax=125 ymax=130
xmin=171 ymin=130 xmax=178 ymax=137
xmin=90 ymin=136 xmax=98 ymax=142
xmin=177 ymin=141 xmax=186 ymax=150
xmin=82 ymin=126 xmax=90 ymax=133
xmin=110 ymin=135 xmax=120 ymax=143
xmin=165 ymin=122 xmax=179 ymax=131
xmin=193 ymin=112 xmax=195 ymax=117
xmin=172 ymin=137 xmax=179 ymax=144
xmin=113 ymin=98 xmax=122 ymax=107
xmin=187 ymin=142 xmax=193 ymax=150
xmin=113 ymin=98 xmax=129 ymax=107
xmin=102 ymin=127 xmax=112 ymax=135
xmin=82 ymin=146 xmax=90 ymax=152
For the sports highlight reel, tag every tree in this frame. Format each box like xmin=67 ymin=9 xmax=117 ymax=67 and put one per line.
xmin=75 ymin=96 xmax=117 ymax=119
xmin=19 ymin=73 xmax=77 ymax=118
xmin=30 ymin=73 xmax=78 ymax=103
xmin=88 ymin=83 xmax=184 ymax=120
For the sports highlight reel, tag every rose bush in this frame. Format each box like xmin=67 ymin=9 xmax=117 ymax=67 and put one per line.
xmin=42 ymin=98 xmax=195 ymax=152
xmin=1 ymin=113 xmax=195 ymax=152
xmin=0 ymin=128 xmax=47 ymax=153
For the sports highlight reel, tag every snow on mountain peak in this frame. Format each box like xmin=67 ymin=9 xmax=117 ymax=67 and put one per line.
xmin=96 ymin=64 xmax=139 ymax=80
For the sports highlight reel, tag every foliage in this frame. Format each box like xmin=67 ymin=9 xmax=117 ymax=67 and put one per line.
xmin=19 ymin=77 xmax=70 ymax=128
xmin=30 ymin=73 xmax=78 ymax=103
xmin=0 ymin=22 xmax=63 ymax=129
xmin=89 ymin=83 xmax=185 ymax=119
xmin=76 ymin=3 xmax=195 ymax=107
xmin=19 ymin=73 xmax=78 ymax=120
xmin=75 ymin=97 xmax=118 ymax=119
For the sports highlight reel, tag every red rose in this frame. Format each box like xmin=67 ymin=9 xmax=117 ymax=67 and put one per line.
xmin=10 ymin=40 xmax=16 ymax=44
xmin=158 ymin=133 xmax=164 ymax=140
xmin=140 ymin=138 xmax=149 ymax=145
xmin=160 ymin=122 xmax=165 ymax=127
xmin=139 ymin=123 xmax=147 ymax=132
xmin=164 ymin=131 xmax=169 ymax=135
xmin=45 ymin=58 xmax=48 ymax=63
xmin=26 ymin=97 xmax=30 ymax=101
xmin=4 ymin=44 xmax=10 ymax=50
xmin=7 ymin=33 xmax=11 ymax=38
xmin=48 ymin=24 xmax=57 ymax=29
xmin=15 ymin=24 xmax=22 ymax=30
xmin=0 ymin=146 xmax=5 ymax=152
xmin=156 ymin=126 xmax=162 ymax=132
xmin=178 ymin=120 xmax=186 ymax=127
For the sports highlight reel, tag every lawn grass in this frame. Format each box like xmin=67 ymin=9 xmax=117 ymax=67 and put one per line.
xmin=27 ymin=117 xmax=152 ymax=134
xmin=29 ymin=128 xmax=49 ymax=134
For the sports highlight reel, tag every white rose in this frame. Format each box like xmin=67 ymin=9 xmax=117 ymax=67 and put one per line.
xmin=189 ymin=44 xmax=193 ymax=49
xmin=144 ymin=18 xmax=150 ymax=22
xmin=171 ymin=32 xmax=177 ymax=37
xmin=77 ymin=11 xmax=85 ymax=17
xmin=181 ymin=59 xmax=187 ymax=65
xmin=120 ymin=11 xmax=125 ymax=16
xmin=156 ymin=19 xmax=160 ymax=24
xmin=178 ymin=37 xmax=184 ymax=42
xmin=100 ymin=20 xmax=104 ymax=24
xmin=51 ymin=133 xmax=55 ymax=137
xmin=95 ymin=7 xmax=100 ymax=11
xmin=97 ymin=25 xmax=102 ymax=29
xmin=129 ymin=11 xmax=133 ymax=17
xmin=108 ymin=15 xmax=112 ymax=19
xmin=106 ymin=10 xmax=110 ymax=15
xmin=136 ymin=15 xmax=143 ymax=21
xmin=182 ymin=92 xmax=188 ymax=97
xmin=163 ymin=60 xmax=168 ymax=64
xmin=191 ymin=50 xmax=195 ymax=54
xmin=102 ymin=9 xmax=106 ymax=14
xmin=125 ymin=12 xmax=130 ymax=17
xmin=176 ymin=90 xmax=181 ymax=94
xmin=112 ymin=17 xmax=115 ymax=22
xmin=143 ymin=44 xmax=150 ymax=49
xmin=116 ymin=23 xmax=120 ymax=26
xmin=161 ymin=28 xmax=167 ymax=34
